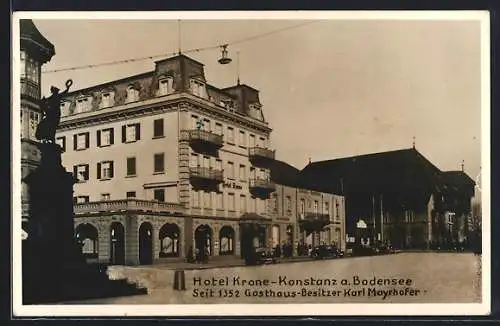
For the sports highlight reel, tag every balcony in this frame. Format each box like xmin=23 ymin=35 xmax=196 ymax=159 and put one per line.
xmin=248 ymin=147 xmax=275 ymax=166
xmin=299 ymin=212 xmax=331 ymax=223
xmin=298 ymin=212 xmax=331 ymax=232
xmin=74 ymin=199 xmax=185 ymax=215
xmin=249 ymin=178 xmax=276 ymax=198
xmin=181 ymin=129 xmax=223 ymax=152
xmin=189 ymin=166 xmax=223 ymax=189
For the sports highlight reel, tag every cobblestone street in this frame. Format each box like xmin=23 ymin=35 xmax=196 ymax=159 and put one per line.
xmin=67 ymin=252 xmax=482 ymax=304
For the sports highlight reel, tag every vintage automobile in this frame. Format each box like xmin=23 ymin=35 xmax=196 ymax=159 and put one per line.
xmin=244 ymin=247 xmax=277 ymax=265
xmin=310 ymin=245 xmax=343 ymax=260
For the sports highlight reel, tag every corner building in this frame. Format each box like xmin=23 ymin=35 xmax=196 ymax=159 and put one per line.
xmin=57 ymin=54 xmax=281 ymax=265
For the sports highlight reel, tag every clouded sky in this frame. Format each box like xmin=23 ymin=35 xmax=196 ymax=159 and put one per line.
xmin=33 ymin=14 xmax=484 ymax=188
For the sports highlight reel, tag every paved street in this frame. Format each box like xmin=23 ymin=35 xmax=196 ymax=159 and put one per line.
xmin=66 ymin=252 xmax=482 ymax=304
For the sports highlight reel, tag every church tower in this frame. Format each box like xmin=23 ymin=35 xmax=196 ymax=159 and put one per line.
xmin=20 ymin=20 xmax=55 ymax=230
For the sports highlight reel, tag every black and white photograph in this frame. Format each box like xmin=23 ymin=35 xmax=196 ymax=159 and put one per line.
xmin=12 ymin=11 xmax=490 ymax=316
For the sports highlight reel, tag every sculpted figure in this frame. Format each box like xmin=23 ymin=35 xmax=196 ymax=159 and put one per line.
xmin=36 ymin=79 xmax=73 ymax=143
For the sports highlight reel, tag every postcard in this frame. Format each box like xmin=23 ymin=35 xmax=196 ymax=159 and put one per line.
xmin=12 ymin=10 xmax=490 ymax=317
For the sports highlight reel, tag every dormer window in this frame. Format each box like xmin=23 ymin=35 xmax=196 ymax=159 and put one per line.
xmin=126 ymin=86 xmax=139 ymax=103
xmin=158 ymin=76 xmax=174 ymax=96
xmin=100 ymin=91 xmax=115 ymax=108
xmin=60 ymin=100 xmax=70 ymax=117
xmin=75 ymin=96 xmax=91 ymax=114
xmin=190 ymin=79 xmax=206 ymax=98
xmin=248 ymin=103 xmax=264 ymax=120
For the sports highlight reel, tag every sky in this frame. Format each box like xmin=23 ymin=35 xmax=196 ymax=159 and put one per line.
xmin=32 ymin=15 xmax=484 ymax=193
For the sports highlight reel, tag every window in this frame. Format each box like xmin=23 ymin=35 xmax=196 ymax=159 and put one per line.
xmin=190 ymin=79 xmax=206 ymax=98
xmin=191 ymin=115 xmax=199 ymax=129
xmin=56 ymin=136 xmax=66 ymax=151
xmin=335 ymin=200 xmax=340 ymax=218
xmin=239 ymin=164 xmax=246 ymax=181
xmin=97 ymin=161 xmax=114 ymax=180
xmin=122 ymin=123 xmax=140 ymax=143
xmin=250 ymin=196 xmax=257 ymax=213
xmin=101 ymin=92 xmax=114 ymax=108
xmin=257 ymin=137 xmax=265 ymax=148
xmin=97 ymin=128 xmax=114 ymax=147
xmin=20 ymin=51 xmax=26 ymax=78
xmin=154 ymin=189 xmax=165 ymax=202
xmin=226 ymin=127 xmax=235 ymax=143
xmin=215 ymin=159 xmax=222 ymax=171
xmin=73 ymin=164 xmax=89 ymax=182
xmin=126 ymin=86 xmax=139 ymax=102
xmin=153 ymin=119 xmax=164 ymax=138
xmin=60 ymin=101 xmax=70 ymax=117
xmin=190 ymin=153 xmax=199 ymax=167
xmin=249 ymin=134 xmax=256 ymax=148
xmin=215 ymin=123 xmax=223 ymax=135
xmin=25 ymin=56 xmax=39 ymax=83
xmin=158 ymin=76 xmax=174 ymax=95
xmin=202 ymin=156 xmax=210 ymax=169
xmin=203 ymin=191 xmax=211 ymax=208
xmin=228 ymin=193 xmax=236 ymax=211
xmin=101 ymin=193 xmax=111 ymax=201
xmin=74 ymin=196 xmax=89 ymax=204
xmin=126 ymin=191 xmax=136 ymax=198
xmin=250 ymin=167 xmax=256 ymax=179
xmin=154 ymin=153 xmax=165 ymax=173
xmin=324 ymin=201 xmax=330 ymax=215
xmin=314 ymin=201 xmax=319 ymax=214
xmin=216 ymin=192 xmax=224 ymax=209
xmin=227 ymin=162 xmax=234 ymax=179
xmin=126 ymin=157 xmax=136 ymax=176
xmin=192 ymin=190 xmax=200 ymax=207
xmin=203 ymin=119 xmax=211 ymax=132
xmin=28 ymin=111 xmax=40 ymax=139
xmin=75 ymin=97 xmax=91 ymax=113
xmin=286 ymin=196 xmax=292 ymax=211
xmin=239 ymin=131 xmax=246 ymax=147
xmin=300 ymin=199 xmax=305 ymax=214
xmin=240 ymin=195 xmax=247 ymax=212
xmin=73 ymin=132 xmax=90 ymax=150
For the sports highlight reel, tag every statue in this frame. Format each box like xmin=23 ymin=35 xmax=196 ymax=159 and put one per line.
xmin=35 ymin=79 xmax=73 ymax=143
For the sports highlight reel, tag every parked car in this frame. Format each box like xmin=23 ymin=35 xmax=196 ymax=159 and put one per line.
xmin=310 ymin=245 xmax=341 ymax=260
xmin=245 ymin=247 xmax=277 ymax=265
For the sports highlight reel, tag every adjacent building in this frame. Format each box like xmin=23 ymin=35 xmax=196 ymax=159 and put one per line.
xmin=300 ymin=148 xmax=476 ymax=249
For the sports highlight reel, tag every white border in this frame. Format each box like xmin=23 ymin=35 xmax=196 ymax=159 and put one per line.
xmin=12 ymin=11 xmax=491 ymax=317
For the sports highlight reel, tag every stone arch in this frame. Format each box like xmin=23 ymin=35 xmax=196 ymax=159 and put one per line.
xmin=219 ymin=225 xmax=235 ymax=255
xmin=75 ymin=223 xmax=99 ymax=258
xmin=138 ymin=221 xmax=153 ymax=265
xmin=195 ymin=224 xmax=213 ymax=259
xmin=159 ymin=223 xmax=181 ymax=258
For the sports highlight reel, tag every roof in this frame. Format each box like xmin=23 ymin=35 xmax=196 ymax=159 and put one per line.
xmin=20 ymin=20 xmax=55 ymax=63
xmin=268 ymin=160 xmax=301 ymax=187
xmin=300 ymin=148 xmax=445 ymax=194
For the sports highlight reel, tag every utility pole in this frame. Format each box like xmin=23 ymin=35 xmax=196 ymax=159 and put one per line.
xmin=380 ymin=193 xmax=384 ymax=243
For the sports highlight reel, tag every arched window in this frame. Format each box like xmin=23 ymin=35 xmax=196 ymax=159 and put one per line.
xmin=159 ymin=223 xmax=181 ymax=257
xmin=219 ymin=226 xmax=235 ymax=255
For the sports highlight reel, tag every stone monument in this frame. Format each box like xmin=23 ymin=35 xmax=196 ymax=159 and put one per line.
xmin=22 ymin=81 xmax=147 ymax=304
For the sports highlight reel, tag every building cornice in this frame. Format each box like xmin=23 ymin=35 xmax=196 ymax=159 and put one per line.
xmin=58 ymin=93 xmax=273 ymax=134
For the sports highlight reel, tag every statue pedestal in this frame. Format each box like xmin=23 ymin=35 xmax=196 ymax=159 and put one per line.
xmin=22 ymin=143 xmax=147 ymax=304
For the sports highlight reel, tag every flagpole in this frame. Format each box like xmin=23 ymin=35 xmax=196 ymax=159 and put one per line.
xmin=372 ymin=194 xmax=376 ymax=244
xmin=380 ymin=193 xmax=384 ymax=243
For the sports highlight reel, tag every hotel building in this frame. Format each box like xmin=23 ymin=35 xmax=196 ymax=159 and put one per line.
xmin=55 ymin=53 xmax=346 ymax=265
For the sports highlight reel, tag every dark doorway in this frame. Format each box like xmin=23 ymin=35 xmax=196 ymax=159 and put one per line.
xmin=240 ymin=223 xmax=266 ymax=259
xmin=109 ymin=222 xmax=125 ymax=265
xmin=139 ymin=222 xmax=153 ymax=265
xmin=194 ymin=225 xmax=213 ymax=260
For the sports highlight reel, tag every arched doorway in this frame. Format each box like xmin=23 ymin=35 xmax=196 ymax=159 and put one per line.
xmin=75 ymin=223 xmax=99 ymax=259
xmin=219 ymin=226 xmax=235 ymax=255
xmin=195 ymin=224 xmax=213 ymax=259
xmin=159 ymin=223 xmax=181 ymax=258
xmin=109 ymin=222 xmax=125 ymax=265
xmin=139 ymin=222 xmax=153 ymax=265
xmin=286 ymin=225 xmax=294 ymax=243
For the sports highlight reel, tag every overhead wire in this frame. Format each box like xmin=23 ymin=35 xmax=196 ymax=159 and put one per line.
xmin=41 ymin=20 xmax=316 ymax=74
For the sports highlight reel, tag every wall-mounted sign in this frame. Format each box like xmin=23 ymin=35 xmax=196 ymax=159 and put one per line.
xmin=356 ymin=219 xmax=367 ymax=229
xmin=223 ymin=181 xmax=243 ymax=190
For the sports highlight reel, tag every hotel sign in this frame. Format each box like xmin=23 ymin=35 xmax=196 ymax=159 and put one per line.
xmin=223 ymin=181 xmax=243 ymax=190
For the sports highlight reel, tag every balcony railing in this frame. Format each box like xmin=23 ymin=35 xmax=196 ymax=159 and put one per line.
xmin=249 ymin=178 xmax=276 ymax=192
xmin=181 ymin=129 xmax=223 ymax=148
xmin=299 ymin=212 xmax=331 ymax=222
xmin=248 ymin=147 xmax=275 ymax=166
xmin=74 ymin=199 xmax=185 ymax=215
xmin=189 ymin=166 xmax=223 ymax=183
